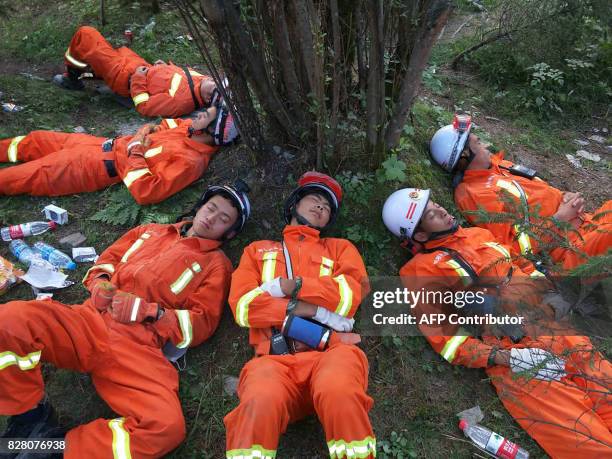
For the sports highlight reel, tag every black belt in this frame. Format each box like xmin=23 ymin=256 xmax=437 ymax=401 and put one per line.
xmin=182 ymin=66 xmax=201 ymax=110
xmin=101 ymin=139 xmax=118 ymax=177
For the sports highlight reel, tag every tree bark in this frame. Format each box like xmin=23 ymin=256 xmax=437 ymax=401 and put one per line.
xmin=365 ymin=0 xmax=385 ymax=160
xmin=384 ymin=0 xmax=452 ymax=150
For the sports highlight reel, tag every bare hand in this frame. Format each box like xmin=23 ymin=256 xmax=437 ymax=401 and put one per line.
xmin=135 ymin=66 xmax=149 ymax=75
xmin=493 ymin=349 xmax=511 ymax=366
xmin=280 ymin=278 xmax=297 ymax=296
xmin=293 ymin=300 xmax=317 ymax=318
xmin=554 ymin=195 xmax=584 ymax=222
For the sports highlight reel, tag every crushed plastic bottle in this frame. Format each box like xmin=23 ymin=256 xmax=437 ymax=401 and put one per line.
xmin=459 ymin=420 xmax=529 ymax=459
xmin=1 ymin=221 xmax=57 ymax=241
xmin=9 ymin=240 xmax=40 ymax=267
xmin=32 ymin=242 xmax=77 ymax=270
xmin=2 ymin=103 xmax=24 ymax=113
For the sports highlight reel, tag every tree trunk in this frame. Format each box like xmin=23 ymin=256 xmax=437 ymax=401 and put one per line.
xmin=384 ymin=0 xmax=452 ymax=150
xmin=365 ymin=0 xmax=385 ymax=161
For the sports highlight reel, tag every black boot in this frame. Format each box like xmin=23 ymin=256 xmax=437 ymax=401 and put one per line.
xmin=1 ymin=399 xmax=64 ymax=459
xmin=52 ymin=67 xmax=84 ymax=90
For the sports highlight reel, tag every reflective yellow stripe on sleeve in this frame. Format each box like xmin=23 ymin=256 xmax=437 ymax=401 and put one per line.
xmin=175 ymin=310 xmax=193 ymax=349
xmin=333 ymin=274 xmax=353 ymax=317
xmin=170 ymin=262 xmax=200 ymax=295
xmin=530 ymin=270 xmax=546 ymax=278
xmin=440 ymin=334 xmax=469 ymax=363
xmin=64 ymin=49 xmax=88 ymax=68
xmin=165 ymin=119 xmax=178 ymax=129
xmin=483 ymin=242 xmax=512 ymax=260
xmin=446 ymin=259 xmax=472 ymax=287
xmin=235 ymin=287 xmax=264 ymax=327
xmin=261 ymin=252 xmax=278 ymax=282
xmin=7 ymin=135 xmax=25 ymax=163
xmin=108 ymin=418 xmax=132 ymax=459
xmin=144 ymin=146 xmax=163 ymax=158
xmin=132 ymin=93 xmax=150 ymax=106
xmin=0 ymin=350 xmax=42 ymax=371
xmin=123 ymin=168 xmax=151 ymax=188
xmin=169 ymin=73 xmax=182 ymax=97
xmin=121 ymin=233 xmax=151 ymax=263
xmin=327 ymin=436 xmax=377 ymax=459
xmin=319 ymin=257 xmax=334 ymax=276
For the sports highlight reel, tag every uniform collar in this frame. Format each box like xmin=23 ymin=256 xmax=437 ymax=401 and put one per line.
xmin=462 ymin=151 xmax=505 ymax=180
xmin=282 ymin=225 xmax=321 ymax=243
xmin=172 ymin=222 xmax=223 ymax=252
xmin=422 ymin=226 xmax=468 ymax=250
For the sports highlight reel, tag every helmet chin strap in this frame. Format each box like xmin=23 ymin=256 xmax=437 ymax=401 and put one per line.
xmin=291 ymin=207 xmax=323 ymax=230
xmin=421 ymin=221 xmax=459 ymax=242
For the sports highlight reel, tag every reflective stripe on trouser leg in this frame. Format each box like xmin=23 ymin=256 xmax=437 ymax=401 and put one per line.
xmin=226 ymin=445 xmax=276 ymax=459
xmin=328 ymin=436 xmax=377 ymax=459
xmin=108 ymin=418 xmax=132 ymax=459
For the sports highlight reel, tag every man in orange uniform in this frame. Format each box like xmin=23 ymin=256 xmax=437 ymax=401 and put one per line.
xmin=0 ymin=104 xmax=238 ymax=205
xmin=225 ymin=172 xmax=376 ymax=458
xmin=430 ymin=115 xmax=611 ymax=270
xmin=0 ymin=182 xmax=251 ymax=459
xmin=53 ymin=25 xmax=220 ymax=118
xmin=383 ymin=188 xmax=612 ymax=458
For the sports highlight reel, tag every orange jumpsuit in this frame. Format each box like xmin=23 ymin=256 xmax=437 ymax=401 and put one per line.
xmin=400 ymin=226 xmax=612 ymax=458
xmin=225 ymin=225 xmax=376 ymax=459
xmin=0 ymin=118 xmax=218 ymax=205
xmin=0 ymin=222 xmax=232 ymax=459
xmin=64 ymin=26 xmax=211 ymax=117
xmin=455 ymin=152 xmax=612 ymax=269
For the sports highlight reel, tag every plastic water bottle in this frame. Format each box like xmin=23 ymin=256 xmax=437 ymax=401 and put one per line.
xmin=32 ymin=242 xmax=77 ymax=270
xmin=1 ymin=221 xmax=57 ymax=241
xmin=9 ymin=240 xmax=39 ymax=267
xmin=459 ymin=420 xmax=529 ymax=459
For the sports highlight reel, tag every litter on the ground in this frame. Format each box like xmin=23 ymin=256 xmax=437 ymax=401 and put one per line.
xmin=588 ymin=134 xmax=606 ymax=144
xmin=2 ymin=103 xmax=24 ymax=112
xmin=43 ymin=204 xmax=69 ymax=224
xmin=19 ymin=260 xmax=72 ymax=290
xmin=576 ymin=150 xmax=601 ymax=162
xmin=456 ymin=405 xmax=484 ymax=425
xmin=565 ymin=154 xmax=582 ymax=168
xmin=573 ymin=139 xmax=589 ymax=146
xmin=72 ymin=247 xmax=98 ymax=263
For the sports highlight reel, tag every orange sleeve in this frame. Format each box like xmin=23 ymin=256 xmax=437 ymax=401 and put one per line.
xmin=123 ymin=143 xmax=215 ymax=205
xmin=399 ymin=259 xmax=492 ymax=369
xmin=158 ymin=118 xmax=191 ymax=131
xmin=155 ymin=254 xmax=232 ymax=348
xmin=297 ymin=240 xmax=368 ymax=318
xmin=82 ymin=225 xmax=148 ymax=290
xmin=133 ymin=93 xmax=187 ymax=118
xmin=229 ymin=244 xmax=289 ymax=329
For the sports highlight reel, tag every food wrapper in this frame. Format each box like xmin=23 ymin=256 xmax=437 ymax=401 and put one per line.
xmin=0 ymin=255 xmax=25 ymax=296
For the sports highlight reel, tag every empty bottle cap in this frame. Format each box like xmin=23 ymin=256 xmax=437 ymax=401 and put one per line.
xmin=66 ymin=261 xmax=77 ymax=271
xmin=458 ymin=419 xmax=468 ymax=430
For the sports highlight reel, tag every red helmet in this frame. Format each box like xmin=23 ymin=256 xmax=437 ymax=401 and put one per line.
xmin=283 ymin=172 xmax=343 ymax=229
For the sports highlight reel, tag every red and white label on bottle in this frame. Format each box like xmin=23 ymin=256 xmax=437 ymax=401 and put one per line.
xmin=9 ymin=225 xmax=24 ymax=239
xmin=485 ymin=433 xmax=519 ymax=459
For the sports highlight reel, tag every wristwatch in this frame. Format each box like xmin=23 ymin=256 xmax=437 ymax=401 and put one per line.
xmin=286 ymin=298 xmax=298 ymax=315
xmin=291 ymin=276 xmax=303 ymax=299
xmin=487 ymin=346 xmax=499 ymax=367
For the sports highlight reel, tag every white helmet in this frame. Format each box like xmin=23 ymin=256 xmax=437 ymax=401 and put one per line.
xmin=382 ymin=188 xmax=430 ymax=239
xmin=430 ymin=114 xmax=472 ymax=172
